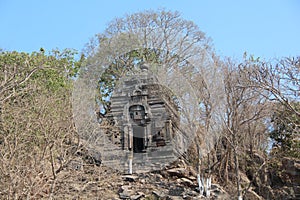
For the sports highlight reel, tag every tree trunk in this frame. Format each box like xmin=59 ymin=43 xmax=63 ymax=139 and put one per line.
xmin=225 ymin=151 xmax=229 ymax=183
xmin=234 ymin=146 xmax=242 ymax=200
xmin=197 ymin=144 xmax=204 ymax=195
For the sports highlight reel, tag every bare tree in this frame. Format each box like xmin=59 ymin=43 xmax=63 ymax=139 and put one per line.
xmin=213 ymin=59 xmax=271 ymax=200
xmin=0 ymin=49 xmax=81 ymax=199
xmin=239 ymin=56 xmax=300 ymax=117
xmin=77 ymin=9 xmax=224 ymax=171
xmin=239 ymin=56 xmax=300 ymax=156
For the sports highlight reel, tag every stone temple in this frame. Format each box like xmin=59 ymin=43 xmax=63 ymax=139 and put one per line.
xmin=100 ymin=64 xmax=187 ymax=173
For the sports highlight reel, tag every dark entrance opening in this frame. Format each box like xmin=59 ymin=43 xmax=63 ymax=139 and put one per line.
xmin=133 ymin=136 xmax=145 ymax=153
xmin=129 ymin=105 xmax=148 ymax=153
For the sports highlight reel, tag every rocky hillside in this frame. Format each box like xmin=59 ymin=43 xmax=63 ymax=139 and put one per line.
xmin=52 ymin=158 xmax=229 ymax=200
xmin=49 ymin=144 xmax=299 ymax=200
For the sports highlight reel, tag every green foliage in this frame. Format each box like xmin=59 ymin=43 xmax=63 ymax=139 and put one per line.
xmin=270 ymin=102 xmax=300 ymax=158
xmin=0 ymin=48 xmax=82 ymax=95
xmin=0 ymin=48 xmax=82 ymax=135
xmin=97 ymin=48 xmax=162 ymax=114
xmin=0 ymin=49 xmax=82 ymax=198
xmin=0 ymin=48 xmax=81 ymax=142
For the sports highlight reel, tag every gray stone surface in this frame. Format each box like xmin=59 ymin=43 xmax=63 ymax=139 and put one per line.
xmin=99 ymin=68 xmax=187 ymax=172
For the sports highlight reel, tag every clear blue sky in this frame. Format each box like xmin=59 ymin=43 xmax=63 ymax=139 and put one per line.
xmin=0 ymin=0 xmax=299 ymax=60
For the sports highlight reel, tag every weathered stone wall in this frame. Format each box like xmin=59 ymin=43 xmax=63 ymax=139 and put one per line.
xmin=100 ymin=69 xmax=186 ymax=173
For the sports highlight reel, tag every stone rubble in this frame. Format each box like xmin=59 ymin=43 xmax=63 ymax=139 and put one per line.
xmin=57 ymin=147 xmax=276 ymax=199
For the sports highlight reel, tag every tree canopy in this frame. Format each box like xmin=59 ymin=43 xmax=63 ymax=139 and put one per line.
xmin=0 ymin=8 xmax=299 ymax=200
xmin=0 ymin=48 xmax=83 ymax=198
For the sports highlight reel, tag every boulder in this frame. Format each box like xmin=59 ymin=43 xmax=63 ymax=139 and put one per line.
xmin=152 ymin=190 xmax=165 ymax=198
xmin=176 ymin=178 xmax=195 ymax=187
xmin=122 ymin=175 xmax=138 ymax=182
xmin=167 ymin=168 xmax=189 ymax=178
xmin=168 ymin=186 xmax=185 ymax=196
xmin=130 ymin=193 xmax=144 ymax=200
